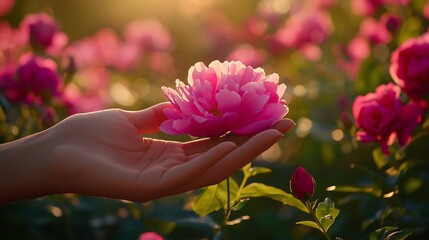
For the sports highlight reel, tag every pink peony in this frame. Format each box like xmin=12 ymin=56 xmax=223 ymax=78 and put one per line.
xmin=351 ymin=0 xmax=384 ymax=16
xmin=0 ymin=0 xmax=15 ymax=16
xmin=290 ymin=167 xmax=316 ymax=201
xmin=0 ymin=54 xmax=61 ymax=103
xmin=138 ymin=232 xmax=163 ymax=240
xmin=62 ymin=67 xmax=110 ymax=114
xmin=352 ymin=83 xmax=425 ymax=155
xmin=227 ymin=44 xmax=267 ymax=68
xmin=161 ymin=60 xmax=288 ymax=137
xmin=390 ymin=35 xmax=429 ymax=100
xmin=20 ymin=12 xmax=68 ymax=53
xmin=124 ymin=19 xmax=173 ymax=52
xmin=359 ymin=18 xmax=391 ymax=45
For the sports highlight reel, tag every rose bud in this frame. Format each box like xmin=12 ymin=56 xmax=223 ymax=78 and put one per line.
xmin=290 ymin=167 xmax=316 ymax=201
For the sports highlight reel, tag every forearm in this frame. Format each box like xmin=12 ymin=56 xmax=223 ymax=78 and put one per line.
xmin=0 ymin=131 xmax=51 ymax=204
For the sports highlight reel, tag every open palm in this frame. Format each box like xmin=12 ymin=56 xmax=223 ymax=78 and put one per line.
xmin=43 ymin=103 xmax=294 ymax=202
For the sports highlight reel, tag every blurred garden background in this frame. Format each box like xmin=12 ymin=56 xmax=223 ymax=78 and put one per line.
xmin=1 ymin=0 xmax=429 ymax=239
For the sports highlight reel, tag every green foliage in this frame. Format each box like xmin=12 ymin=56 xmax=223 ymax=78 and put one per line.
xmin=368 ymin=227 xmax=413 ymax=240
xmin=240 ymin=183 xmax=307 ymax=213
xmin=192 ymin=177 xmax=238 ymax=217
xmin=315 ymin=198 xmax=340 ymax=232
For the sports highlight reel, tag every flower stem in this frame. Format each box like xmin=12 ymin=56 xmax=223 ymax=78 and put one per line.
xmin=221 ymin=177 xmax=231 ymax=229
xmin=306 ymin=201 xmax=332 ymax=240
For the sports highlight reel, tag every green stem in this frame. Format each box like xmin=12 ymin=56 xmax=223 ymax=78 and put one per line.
xmin=221 ymin=177 xmax=231 ymax=228
xmin=221 ymin=173 xmax=251 ymax=229
xmin=306 ymin=201 xmax=332 ymax=240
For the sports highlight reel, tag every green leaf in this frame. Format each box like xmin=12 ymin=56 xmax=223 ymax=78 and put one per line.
xmin=192 ymin=178 xmax=238 ymax=217
xmin=373 ymin=148 xmax=389 ymax=169
xmin=248 ymin=166 xmax=272 ymax=177
xmin=368 ymin=226 xmax=400 ymax=240
xmin=315 ymin=198 xmax=340 ymax=232
xmin=240 ymin=183 xmax=308 ymax=213
xmin=385 ymin=229 xmax=413 ymax=240
xmin=328 ymin=185 xmax=382 ymax=197
xmin=296 ymin=221 xmax=321 ymax=230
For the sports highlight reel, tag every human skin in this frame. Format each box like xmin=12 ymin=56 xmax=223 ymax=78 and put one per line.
xmin=0 ymin=102 xmax=294 ymax=204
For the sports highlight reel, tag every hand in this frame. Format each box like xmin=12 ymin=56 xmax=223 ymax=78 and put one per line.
xmin=0 ymin=103 xmax=294 ymax=203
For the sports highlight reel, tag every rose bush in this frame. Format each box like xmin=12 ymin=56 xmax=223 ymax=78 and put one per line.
xmin=161 ymin=60 xmax=288 ymax=137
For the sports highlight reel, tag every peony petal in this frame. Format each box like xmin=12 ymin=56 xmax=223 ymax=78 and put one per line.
xmin=215 ymin=89 xmax=241 ymax=113
xmin=240 ymin=91 xmax=270 ymax=118
xmin=232 ymin=119 xmax=276 ymax=135
xmin=396 ymin=100 xmax=426 ymax=145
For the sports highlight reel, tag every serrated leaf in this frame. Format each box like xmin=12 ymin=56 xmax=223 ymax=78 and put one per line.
xmin=248 ymin=166 xmax=272 ymax=177
xmin=240 ymin=183 xmax=308 ymax=213
xmin=316 ymin=198 xmax=340 ymax=232
xmin=296 ymin=221 xmax=321 ymax=230
xmin=192 ymin=178 xmax=238 ymax=217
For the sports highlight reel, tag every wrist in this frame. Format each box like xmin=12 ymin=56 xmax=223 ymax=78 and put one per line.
xmin=0 ymin=130 xmax=52 ymax=204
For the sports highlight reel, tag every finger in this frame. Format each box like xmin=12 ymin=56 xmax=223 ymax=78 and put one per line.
xmin=125 ymin=102 xmax=173 ymax=134
xmin=183 ymin=118 xmax=294 ymax=155
xmin=154 ymin=141 xmax=237 ymax=196
xmin=169 ymin=129 xmax=283 ymax=195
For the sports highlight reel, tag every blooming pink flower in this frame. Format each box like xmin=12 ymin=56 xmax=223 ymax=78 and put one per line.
xmin=161 ymin=60 xmax=288 ymax=137
xmin=290 ymin=167 xmax=316 ymax=201
xmin=20 ymin=12 xmax=68 ymax=53
xmin=390 ymin=35 xmax=429 ymax=100
xmin=0 ymin=22 xmax=28 ymax=64
xmin=424 ymin=2 xmax=429 ymax=20
xmin=272 ymin=10 xmax=332 ymax=60
xmin=0 ymin=0 xmax=15 ymax=16
xmin=359 ymin=18 xmax=391 ymax=45
xmin=335 ymin=36 xmax=370 ymax=78
xmin=274 ymin=10 xmax=332 ymax=49
xmin=138 ymin=232 xmax=163 ymax=240
xmin=0 ymin=54 xmax=61 ymax=104
xmin=65 ymin=28 xmax=142 ymax=71
xmin=124 ymin=19 xmax=173 ymax=52
xmin=227 ymin=44 xmax=267 ymax=68
xmin=351 ymin=0 xmax=384 ymax=16
xmin=62 ymin=67 xmax=110 ymax=114
xmin=352 ymin=83 xmax=425 ymax=155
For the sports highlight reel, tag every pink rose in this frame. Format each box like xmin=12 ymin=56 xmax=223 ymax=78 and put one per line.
xmin=0 ymin=0 xmax=15 ymax=16
xmin=389 ymin=36 xmax=429 ymax=100
xmin=359 ymin=18 xmax=391 ymax=45
xmin=138 ymin=232 xmax=163 ymax=240
xmin=20 ymin=12 xmax=68 ymax=53
xmin=290 ymin=167 xmax=316 ymax=201
xmin=161 ymin=60 xmax=288 ymax=137
xmin=0 ymin=54 xmax=61 ymax=103
xmin=352 ymin=83 xmax=425 ymax=155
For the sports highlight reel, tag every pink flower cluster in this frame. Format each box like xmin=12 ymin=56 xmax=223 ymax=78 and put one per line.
xmin=353 ymin=31 xmax=429 ymax=155
xmin=161 ymin=60 xmax=288 ymax=137
xmin=0 ymin=54 xmax=61 ymax=104
xmin=0 ymin=10 xmax=175 ymax=115
xmin=353 ymin=83 xmax=425 ymax=155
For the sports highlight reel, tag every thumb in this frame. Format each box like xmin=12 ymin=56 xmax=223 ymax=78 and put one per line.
xmin=126 ymin=102 xmax=173 ymax=134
